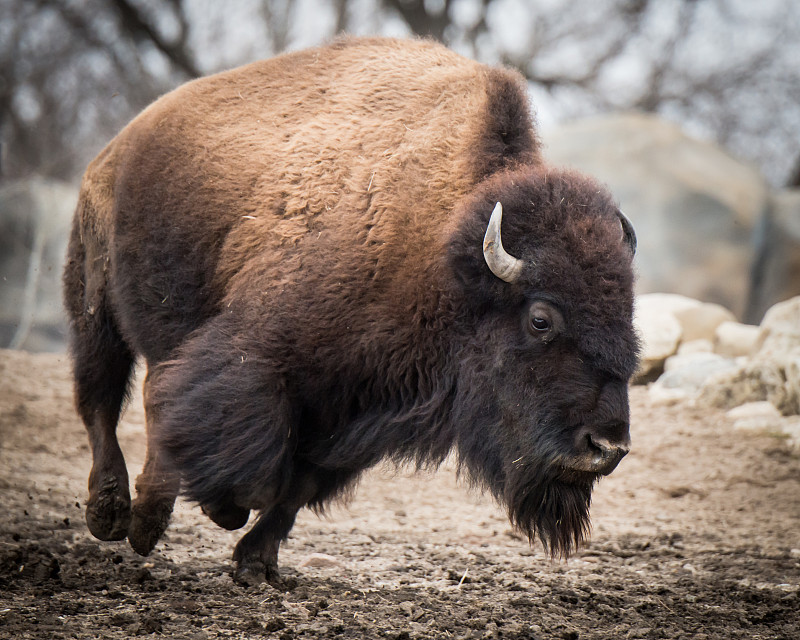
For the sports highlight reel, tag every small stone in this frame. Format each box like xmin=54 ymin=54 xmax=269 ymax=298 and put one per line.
xmin=298 ymin=553 xmax=342 ymax=569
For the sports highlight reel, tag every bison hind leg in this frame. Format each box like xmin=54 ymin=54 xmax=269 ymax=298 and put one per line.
xmin=64 ymin=217 xmax=135 ymax=541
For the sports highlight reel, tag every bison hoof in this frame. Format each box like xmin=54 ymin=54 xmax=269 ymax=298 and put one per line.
xmin=85 ymin=478 xmax=131 ymax=541
xmin=233 ymin=560 xmax=294 ymax=590
xmin=127 ymin=500 xmax=174 ymax=556
xmin=201 ymin=502 xmax=250 ymax=530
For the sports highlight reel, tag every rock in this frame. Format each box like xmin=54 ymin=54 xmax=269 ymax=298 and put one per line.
xmin=298 ymin=553 xmax=342 ymax=569
xmin=696 ymin=361 xmax=796 ymax=415
xmin=647 ymin=384 xmax=690 ymax=407
xmin=636 ymin=293 xmax=703 ymax=316
xmin=756 ymin=296 xmax=800 ymax=357
xmin=543 ymin=113 xmax=768 ymax=317
xmin=0 ymin=178 xmax=77 ymax=351
xmin=696 ymin=297 xmax=800 ymax=415
xmin=674 ymin=302 xmax=736 ymax=343
xmin=726 ymin=404 xmax=800 ymax=451
xmin=632 ymin=304 xmax=682 ymax=383
xmin=746 ymin=189 xmax=800 ymax=323
xmin=781 ymin=417 xmax=800 ymax=451
xmin=632 ymin=294 xmax=716 ymax=383
xmin=726 ymin=401 xmax=784 ymax=432
xmin=655 ymin=352 xmax=739 ymax=394
xmin=714 ymin=321 xmax=760 ymax=358
xmin=678 ymin=339 xmax=714 ymax=355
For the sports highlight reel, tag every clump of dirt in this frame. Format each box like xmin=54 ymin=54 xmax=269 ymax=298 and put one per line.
xmin=1 ymin=348 xmax=798 ymax=639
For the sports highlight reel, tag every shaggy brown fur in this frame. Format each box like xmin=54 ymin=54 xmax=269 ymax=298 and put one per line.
xmin=63 ymin=36 xmax=638 ymax=587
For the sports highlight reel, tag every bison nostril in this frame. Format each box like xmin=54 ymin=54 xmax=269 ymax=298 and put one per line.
xmin=588 ymin=434 xmax=630 ymax=459
xmin=582 ymin=433 xmax=630 ymax=475
xmin=571 ymin=425 xmax=631 ymax=475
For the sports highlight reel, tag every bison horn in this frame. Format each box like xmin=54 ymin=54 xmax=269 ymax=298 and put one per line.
xmin=483 ymin=202 xmax=524 ymax=283
xmin=617 ymin=209 xmax=637 ymax=256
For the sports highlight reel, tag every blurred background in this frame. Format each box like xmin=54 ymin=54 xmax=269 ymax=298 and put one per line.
xmin=2 ymin=0 xmax=799 ymax=351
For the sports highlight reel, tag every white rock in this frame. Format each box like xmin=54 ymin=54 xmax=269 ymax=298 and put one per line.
xmin=674 ymin=302 xmax=736 ymax=343
xmin=656 ymin=352 xmax=739 ymax=393
xmin=697 ymin=299 xmax=800 ymax=415
xmin=636 ymin=293 xmax=703 ymax=316
xmin=714 ymin=321 xmax=760 ymax=358
xmin=760 ymin=296 xmax=800 ymax=338
xmin=697 ymin=362 xmax=794 ymax=414
xmin=632 ymin=298 xmax=684 ymax=383
xmin=647 ymin=384 xmax=690 ymax=406
xmin=781 ymin=417 xmax=800 ymax=451
xmin=678 ymin=339 xmax=714 ymax=355
xmin=756 ymin=296 xmax=800 ymax=358
xmin=726 ymin=401 xmax=783 ymax=432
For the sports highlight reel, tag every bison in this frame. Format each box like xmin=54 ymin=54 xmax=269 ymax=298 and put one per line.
xmin=63 ymin=36 xmax=639 ymax=586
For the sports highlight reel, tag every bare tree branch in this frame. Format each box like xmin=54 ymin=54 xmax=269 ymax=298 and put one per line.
xmin=382 ymin=0 xmax=453 ymax=42
xmin=109 ymin=0 xmax=200 ymax=78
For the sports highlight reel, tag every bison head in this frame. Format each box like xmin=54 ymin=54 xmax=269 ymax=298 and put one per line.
xmin=447 ymin=167 xmax=639 ymax=557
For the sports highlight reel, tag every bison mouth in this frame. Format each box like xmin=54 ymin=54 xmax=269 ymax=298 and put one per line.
xmin=505 ymin=464 xmax=600 ymax=558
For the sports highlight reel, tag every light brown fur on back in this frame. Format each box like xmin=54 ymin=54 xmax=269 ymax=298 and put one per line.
xmin=77 ymin=38 xmax=537 ymax=353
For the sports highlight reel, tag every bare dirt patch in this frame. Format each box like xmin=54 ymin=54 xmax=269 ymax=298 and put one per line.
xmin=1 ymin=348 xmax=799 ymax=639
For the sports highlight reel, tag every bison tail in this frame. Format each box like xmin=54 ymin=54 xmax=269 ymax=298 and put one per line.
xmin=150 ymin=317 xmax=295 ymax=511
xmin=62 ymin=189 xmax=135 ymax=427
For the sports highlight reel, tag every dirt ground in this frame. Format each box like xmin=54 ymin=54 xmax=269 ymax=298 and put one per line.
xmin=1 ymin=348 xmax=799 ymax=640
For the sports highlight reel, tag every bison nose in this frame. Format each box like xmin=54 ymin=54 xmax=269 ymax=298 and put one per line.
xmin=587 ymin=433 xmax=630 ymax=475
xmin=572 ymin=424 xmax=631 ymax=475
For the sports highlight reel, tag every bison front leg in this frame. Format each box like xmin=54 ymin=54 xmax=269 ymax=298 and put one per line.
xmin=128 ymin=367 xmax=181 ymax=556
xmin=231 ymin=474 xmax=317 ymax=588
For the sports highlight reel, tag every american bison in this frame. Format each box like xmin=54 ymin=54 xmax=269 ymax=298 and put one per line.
xmin=63 ymin=37 xmax=639 ymax=586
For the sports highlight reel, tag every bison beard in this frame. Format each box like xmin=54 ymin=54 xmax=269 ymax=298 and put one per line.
xmin=506 ymin=467 xmax=597 ymax=558
xmin=63 ymin=37 xmax=639 ymax=586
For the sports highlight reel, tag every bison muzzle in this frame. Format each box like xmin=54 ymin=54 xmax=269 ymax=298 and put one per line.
xmin=63 ymin=36 xmax=640 ymax=587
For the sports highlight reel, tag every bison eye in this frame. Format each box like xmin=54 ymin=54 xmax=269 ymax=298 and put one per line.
xmin=531 ymin=316 xmax=550 ymax=332
xmin=526 ymin=300 xmax=563 ymax=341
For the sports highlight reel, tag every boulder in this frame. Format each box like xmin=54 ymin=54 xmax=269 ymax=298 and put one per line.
xmin=745 ymin=189 xmax=800 ymax=323
xmin=782 ymin=417 xmax=800 ymax=452
xmin=696 ymin=297 xmax=800 ymax=416
xmin=652 ymin=352 xmax=739 ymax=397
xmin=755 ymin=296 xmax=800 ymax=357
xmin=543 ymin=113 xmax=768 ymax=318
xmin=677 ymin=339 xmax=713 ymax=355
xmin=696 ymin=362 xmax=792 ymax=413
xmin=713 ymin=321 xmax=760 ymax=358
xmin=632 ymin=295 xmax=687 ymax=383
xmin=0 ymin=178 xmax=77 ymax=351
xmin=674 ymin=302 xmax=736 ymax=343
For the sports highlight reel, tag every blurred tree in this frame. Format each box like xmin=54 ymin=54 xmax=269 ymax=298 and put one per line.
xmin=1 ymin=0 xmax=798 ymax=187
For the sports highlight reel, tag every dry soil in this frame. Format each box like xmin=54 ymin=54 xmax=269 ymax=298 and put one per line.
xmin=1 ymin=349 xmax=799 ymax=639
